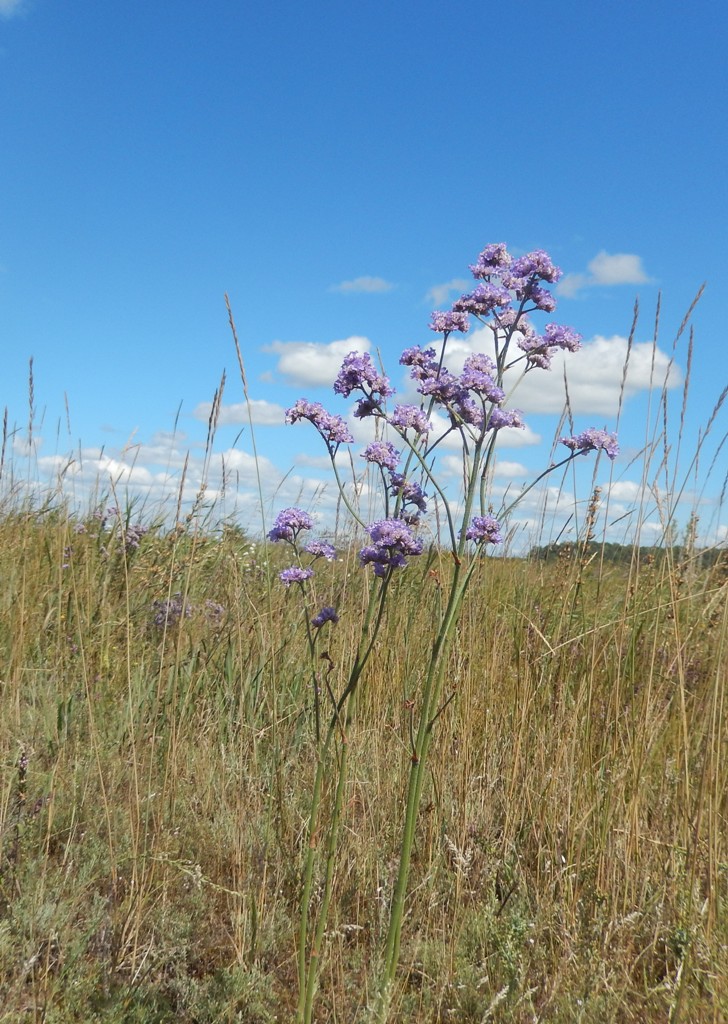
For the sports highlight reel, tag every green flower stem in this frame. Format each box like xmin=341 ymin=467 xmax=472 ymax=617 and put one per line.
xmin=296 ymin=576 xmax=390 ymax=1024
xmin=375 ymin=560 xmax=472 ymax=1012
xmin=302 ymin=735 xmax=351 ymax=1022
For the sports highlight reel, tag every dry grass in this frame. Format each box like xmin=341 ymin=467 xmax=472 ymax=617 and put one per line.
xmin=0 ymin=497 xmax=725 ymax=1022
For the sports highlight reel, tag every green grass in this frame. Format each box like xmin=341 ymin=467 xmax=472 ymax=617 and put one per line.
xmin=0 ymin=499 xmax=725 ymax=1022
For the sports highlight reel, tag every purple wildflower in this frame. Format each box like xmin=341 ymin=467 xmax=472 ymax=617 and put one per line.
xmin=399 ymin=346 xmax=440 ymax=380
xmin=509 ymin=249 xmax=562 ymax=284
xmin=268 ymin=507 xmax=314 ymax=543
xmin=353 ymin=396 xmax=380 ymax=419
xmin=452 ymin=396 xmax=485 ymax=430
xmin=543 ymin=323 xmax=582 ymax=353
xmin=528 ymin=285 xmax=557 ymax=312
xmin=488 ymin=408 xmax=525 ymax=431
xmin=389 ymin=473 xmax=427 ymax=516
xmin=559 ymin=429 xmax=620 ymax=460
xmin=305 ymin=540 xmax=337 ymax=561
xmin=204 ymin=600 xmax=226 ymax=623
xmin=279 ymin=566 xmax=315 ymax=587
xmin=359 ymin=518 xmax=424 ymax=578
xmin=389 ymin=404 xmax=432 ymax=436
xmin=362 ymin=441 xmax=401 ymax=471
xmin=452 ymin=282 xmax=512 ymax=317
xmin=429 ymin=310 xmax=470 ymax=334
xmin=517 ymin=322 xmax=582 ymax=369
xmin=152 ymin=593 xmax=194 ymax=629
xmin=333 ymin=352 xmax=393 ymax=400
xmin=124 ymin=522 xmax=149 ymax=552
xmin=469 ymin=243 xmax=513 ymax=278
xmin=286 ymin=399 xmax=354 ymax=448
xmin=516 ymin=331 xmax=555 ymax=369
xmin=417 ymin=366 xmax=462 ymax=403
xmin=312 ymin=606 xmax=339 ymax=629
xmin=460 ymin=353 xmax=504 ymax=403
xmin=464 ymin=515 xmax=503 ymax=545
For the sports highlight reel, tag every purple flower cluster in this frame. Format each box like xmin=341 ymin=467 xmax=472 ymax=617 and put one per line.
xmin=451 ymin=282 xmax=512 ymax=317
xmin=424 ymin=244 xmax=578 ymax=370
xmin=488 ymin=408 xmax=525 ymax=431
xmin=560 ymin=429 xmax=620 ymax=460
xmin=333 ymin=352 xmax=393 ymax=417
xmin=362 ymin=441 xmax=401 ymax=472
xmin=305 ymin=540 xmax=337 ymax=562
xmin=428 ymin=310 xmax=470 ymax=334
xmin=204 ymin=600 xmax=226 ymax=623
xmin=460 ymin=353 xmax=505 ymax=403
xmin=268 ymin=507 xmax=314 ymax=543
xmin=517 ymin=322 xmax=582 ymax=369
xmin=464 ymin=515 xmax=503 ymax=545
xmin=388 ymin=404 xmax=432 ymax=437
xmin=399 ymin=345 xmax=510 ymax=434
xmin=469 ymin=243 xmax=513 ymax=277
xmin=124 ymin=522 xmax=149 ymax=552
xmin=400 ymin=346 xmax=439 ymax=380
xmin=389 ymin=473 xmax=427 ymax=518
xmin=286 ymin=399 xmax=354 ymax=450
xmin=359 ymin=518 xmax=424 ymax=578
xmin=312 ymin=606 xmax=339 ymax=629
xmin=152 ymin=593 xmax=193 ymax=629
xmin=279 ymin=566 xmax=315 ymax=587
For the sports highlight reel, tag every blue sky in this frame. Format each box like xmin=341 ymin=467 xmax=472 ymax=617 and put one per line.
xmin=1 ymin=0 xmax=726 ymax=547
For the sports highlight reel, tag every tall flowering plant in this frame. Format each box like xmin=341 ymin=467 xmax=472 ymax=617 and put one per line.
xmin=268 ymin=243 xmax=619 ymax=1022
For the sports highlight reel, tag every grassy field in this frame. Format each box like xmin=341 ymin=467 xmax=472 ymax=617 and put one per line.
xmin=0 ymin=497 xmax=725 ymax=1022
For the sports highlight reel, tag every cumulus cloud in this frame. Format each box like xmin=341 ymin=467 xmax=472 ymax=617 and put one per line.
xmin=459 ymin=327 xmax=680 ymax=415
xmin=425 ymin=278 xmax=470 ymax=307
xmin=264 ymin=336 xmax=372 ymax=387
xmin=193 ymin=398 xmax=286 ymax=426
xmin=558 ymin=251 xmax=652 ymax=298
xmin=493 ymin=460 xmax=529 ymax=479
xmin=329 ymin=276 xmax=394 ymax=294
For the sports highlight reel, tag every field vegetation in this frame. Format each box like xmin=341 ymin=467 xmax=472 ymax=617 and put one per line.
xmin=0 ymin=497 xmax=725 ymax=1022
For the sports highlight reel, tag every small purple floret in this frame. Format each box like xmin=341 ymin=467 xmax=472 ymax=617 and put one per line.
xmin=469 ymin=243 xmax=513 ymax=278
xmin=559 ymin=429 xmax=619 ymax=460
xmin=333 ymin=352 xmax=393 ymax=400
xmin=389 ymin=404 xmax=432 ymax=436
xmin=464 ymin=515 xmax=503 ymax=545
xmin=312 ymin=606 xmax=339 ymax=628
xmin=488 ymin=408 xmax=525 ymax=431
xmin=268 ymin=507 xmax=314 ymax=542
xmin=286 ymin=399 xmax=354 ymax=448
xmin=359 ymin=518 xmax=424 ymax=577
xmin=428 ymin=310 xmax=470 ymax=334
xmin=279 ymin=566 xmax=315 ymax=586
xmin=362 ymin=441 xmax=401 ymax=471
xmin=389 ymin=473 xmax=427 ymax=516
xmin=305 ymin=540 xmax=337 ymax=561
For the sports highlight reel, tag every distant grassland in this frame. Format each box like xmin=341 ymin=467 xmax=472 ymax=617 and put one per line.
xmin=0 ymin=506 xmax=726 ymax=1022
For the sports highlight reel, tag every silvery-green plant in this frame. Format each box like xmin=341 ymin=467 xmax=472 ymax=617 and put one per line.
xmin=267 ymin=242 xmax=619 ymax=1023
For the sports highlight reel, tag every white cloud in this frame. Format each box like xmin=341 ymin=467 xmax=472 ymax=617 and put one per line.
xmin=294 ymin=451 xmax=351 ymax=470
xmin=461 ymin=327 xmax=680 ymax=415
xmin=494 ymin=460 xmax=529 ymax=479
xmin=329 ymin=276 xmax=394 ymax=294
xmin=558 ymin=251 xmax=651 ymax=297
xmin=193 ymin=398 xmax=286 ymax=426
xmin=425 ymin=278 xmax=470 ymax=306
xmin=0 ymin=0 xmax=26 ymax=17
xmin=264 ymin=336 xmax=372 ymax=387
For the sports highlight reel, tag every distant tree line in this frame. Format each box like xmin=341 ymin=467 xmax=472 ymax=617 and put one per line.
xmin=529 ymin=541 xmax=727 ymax=569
